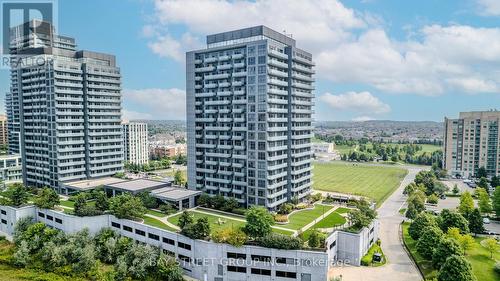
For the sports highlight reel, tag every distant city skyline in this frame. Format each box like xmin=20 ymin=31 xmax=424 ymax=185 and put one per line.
xmin=1 ymin=0 xmax=500 ymax=121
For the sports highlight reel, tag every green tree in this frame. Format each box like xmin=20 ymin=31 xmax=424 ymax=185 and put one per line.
xmin=173 ymin=170 xmax=185 ymax=186
xmin=409 ymin=213 xmax=438 ymax=240
xmin=348 ymin=209 xmax=370 ymax=229
xmin=477 ymin=188 xmax=492 ymax=214
xmin=244 ymin=206 xmax=274 ymax=238
xmin=211 ymin=227 xmax=248 ymax=247
xmin=33 ymin=187 xmax=60 ymax=209
xmin=476 ymin=167 xmax=487 ymax=178
xmin=478 ymin=177 xmax=489 ymax=189
xmin=458 ymin=192 xmax=474 ymax=216
xmin=0 ymin=183 xmax=30 ymax=207
xmin=137 ymin=191 xmax=159 ymax=209
xmin=427 ymin=194 xmax=439 ymax=204
xmin=405 ymin=204 xmax=418 ymax=220
xmin=308 ymin=229 xmax=321 ymax=248
xmin=109 ymin=193 xmax=146 ymax=220
xmin=182 ymin=217 xmax=211 ymax=239
xmin=177 ymin=210 xmax=194 ymax=229
xmin=493 ymin=186 xmax=500 ymax=217
xmin=490 ymin=176 xmax=500 ymax=189
xmin=156 ymin=253 xmax=184 ymax=281
xmin=452 ymin=184 xmax=460 ymax=195
xmin=432 ymin=238 xmax=462 ymax=269
xmin=94 ymin=191 xmax=109 ymax=212
xmin=467 ymin=208 xmax=484 ymax=236
xmin=439 ymin=209 xmax=469 ymax=234
xmin=483 ymin=237 xmax=499 ymax=258
xmin=416 ymin=226 xmax=443 ymax=259
xmin=437 ymin=255 xmax=476 ymax=281
xmin=458 ymin=234 xmax=475 ymax=255
xmin=74 ymin=192 xmax=101 ymax=217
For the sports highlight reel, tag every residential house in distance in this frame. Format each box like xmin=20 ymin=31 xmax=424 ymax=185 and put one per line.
xmin=150 ymin=144 xmax=187 ymax=160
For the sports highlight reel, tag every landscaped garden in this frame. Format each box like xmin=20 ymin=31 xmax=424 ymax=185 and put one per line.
xmin=313 ymin=161 xmax=407 ymax=206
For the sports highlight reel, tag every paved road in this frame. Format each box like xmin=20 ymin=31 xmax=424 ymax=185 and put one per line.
xmin=330 ymin=167 xmax=424 ymax=281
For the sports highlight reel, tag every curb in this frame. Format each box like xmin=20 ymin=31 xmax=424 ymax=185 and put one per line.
xmin=400 ymin=222 xmax=425 ymax=281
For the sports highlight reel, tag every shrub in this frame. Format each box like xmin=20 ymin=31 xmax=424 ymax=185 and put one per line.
xmin=274 ymin=214 xmax=288 ymax=223
xmin=244 ymin=206 xmax=274 ymax=238
xmin=108 ymin=194 xmax=146 ymax=220
xmin=181 ymin=217 xmax=211 ymax=240
xmin=256 ymin=233 xmax=302 ymax=250
xmin=278 ymin=203 xmax=294 ymax=215
xmin=295 ymin=203 xmax=309 ymax=210
xmin=232 ymin=208 xmax=247 ymax=216
xmin=427 ymin=194 xmax=439 ymax=204
xmin=159 ymin=203 xmax=176 ymax=215
xmin=211 ymin=227 xmax=248 ymax=247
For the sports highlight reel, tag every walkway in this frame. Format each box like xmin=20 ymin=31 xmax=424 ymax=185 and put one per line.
xmin=330 ymin=167 xmax=425 ymax=281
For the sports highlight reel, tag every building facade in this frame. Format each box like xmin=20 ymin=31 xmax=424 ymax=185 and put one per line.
xmin=0 ymin=115 xmax=7 ymax=147
xmin=123 ymin=122 xmax=149 ymax=165
xmin=150 ymin=144 xmax=187 ymax=159
xmin=186 ymin=26 xmax=314 ymax=210
xmin=0 ymin=154 xmax=22 ymax=185
xmin=444 ymin=111 xmax=500 ymax=178
xmin=6 ymin=20 xmax=123 ymax=189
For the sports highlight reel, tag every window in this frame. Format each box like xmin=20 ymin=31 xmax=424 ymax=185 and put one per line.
xmin=38 ymin=212 xmax=45 ymax=218
xmin=163 ymin=237 xmax=175 ymax=245
xmin=178 ymin=242 xmax=191 ymax=251
xmin=111 ymin=222 xmax=121 ymax=229
xmin=276 ymin=257 xmax=296 ymax=265
xmin=148 ymin=233 xmax=160 ymax=241
xmin=258 ymin=56 xmax=266 ymax=64
xmin=227 ymin=252 xmax=246 ymax=259
xmin=227 ymin=266 xmax=247 ymax=273
xmin=218 ymin=264 xmax=223 ymax=275
xmin=178 ymin=254 xmax=191 ymax=263
xmin=46 ymin=215 xmax=53 ymax=221
xmin=251 ymin=268 xmax=271 ymax=276
xmin=123 ymin=225 xmax=133 ymax=232
xmin=248 ymin=57 xmax=255 ymax=65
xmin=1 ymin=219 xmax=6 ymax=224
xmin=276 ymin=271 xmax=297 ymax=279
xmin=251 ymin=255 xmax=271 ymax=262
xmin=329 ymin=240 xmax=336 ymax=249
xmin=55 ymin=218 xmax=62 ymax=224
xmin=1 ymin=210 xmax=6 ymax=215
xmin=258 ymin=65 xmax=266 ymax=74
xmin=135 ymin=229 xmax=146 ymax=236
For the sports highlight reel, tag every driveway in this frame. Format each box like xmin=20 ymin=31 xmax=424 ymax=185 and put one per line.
xmin=329 ymin=167 xmax=423 ymax=281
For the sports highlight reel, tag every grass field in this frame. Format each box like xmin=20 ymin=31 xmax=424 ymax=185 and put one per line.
xmin=146 ymin=209 xmax=167 ymax=217
xmin=167 ymin=209 xmax=294 ymax=236
xmin=416 ymin=144 xmax=442 ymax=155
xmin=59 ymin=200 xmax=75 ymax=208
xmin=142 ymin=216 xmax=177 ymax=232
xmin=301 ymin=208 xmax=347 ymax=239
xmin=313 ymin=162 xmax=408 ymax=206
xmin=280 ymin=204 xmax=333 ymax=230
xmin=402 ymin=222 xmax=500 ymax=281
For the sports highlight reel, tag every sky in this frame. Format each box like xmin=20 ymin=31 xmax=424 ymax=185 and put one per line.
xmin=1 ymin=0 xmax=500 ymax=121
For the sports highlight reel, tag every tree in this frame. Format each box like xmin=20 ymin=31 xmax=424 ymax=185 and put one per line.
xmin=244 ymin=206 xmax=274 ymax=238
xmin=220 ymin=197 xmax=239 ymax=212
xmin=477 ymin=188 xmax=492 ymax=214
xmin=437 ymin=255 xmax=476 ymax=281
xmin=493 ymin=186 xmax=500 ymax=217
xmin=432 ymin=238 xmax=462 ymax=269
xmin=483 ymin=237 xmax=499 ymax=258
xmin=278 ymin=203 xmax=294 ymax=215
xmin=173 ymin=170 xmax=185 ymax=186
xmin=427 ymin=194 xmax=439 ymax=204
xmin=348 ymin=209 xmax=370 ymax=229
xmin=159 ymin=203 xmax=175 ymax=215
xmin=74 ymin=192 xmax=101 ymax=217
xmin=446 ymin=227 xmax=462 ymax=242
xmin=156 ymin=253 xmax=184 ymax=281
xmin=0 ymin=183 xmax=30 ymax=207
xmin=416 ymin=226 xmax=443 ymax=259
xmin=452 ymin=184 xmax=460 ymax=195
xmin=490 ymin=176 xmax=500 ymax=189
xmin=458 ymin=192 xmax=474 ymax=216
xmin=439 ymin=209 xmax=469 ymax=234
xmin=478 ymin=177 xmax=489 ymax=189
xmin=182 ymin=217 xmax=211 ymax=240
xmin=108 ymin=193 xmax=146 ymax=220
xmin=458 ymin=234 xmax=475 ymax=256
xmin=409 ymin=213 xmax=438 ymax=240
xmin=94 ymin=191 xmax=109 ymax=212
xmin=137 ymin=191 xmax=158 ymax=209
xmin=177 ymin=210 xmax=194 ymax=229
xmin=405 ymin=204 xmax=418 ymax=220
xmin=467 ymin=208 xmax=484 ymax=236
xmin=33 ymin=187 xmax=60 ymax=209
xmin=476 ymin=167 xmax=487 ymax=179
xmin=308 ymin=229 xmax=321 ymax=248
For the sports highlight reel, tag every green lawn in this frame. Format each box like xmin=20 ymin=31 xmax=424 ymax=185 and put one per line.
xmin=142 ymin=216 xmax=177 ymax=232
xmin=301 ymin=208 xmax=347 ymax=239
xmin=280 ymin=204 xmax=333 ymax=230
xmin=402 ymin=222 xmax=500 ymax=281
xmin=314 ymin=162 xmax=407 ymax=206
xmin=59 ymin=200 xmax=75 ymax=208
xmin=334 ymin=207 xmax=351 ymax=214
xmin=417 ymin=144 xmax=442 ymax=155
xmin=146 ymin=209 xmax=167 ymax=217
xmin=335 ymin=144 xmax=358 ymax=155
xmin=167 ymin=209 xmax=294 ymax=236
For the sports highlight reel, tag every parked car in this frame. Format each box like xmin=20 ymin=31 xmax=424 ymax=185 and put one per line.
xmin=483 ymin=218 xmax=490 ymax=224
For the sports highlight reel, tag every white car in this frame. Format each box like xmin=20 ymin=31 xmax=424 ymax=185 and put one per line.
xmin=483 ymin=218 xmax=490 ymax=224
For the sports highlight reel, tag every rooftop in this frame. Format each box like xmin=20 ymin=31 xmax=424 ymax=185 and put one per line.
xmin=106 ymin=179 xmax=169 ymax=192
xmin=206 ymin=25 xmax=296 ymax=47
xmin=151 ymin=187 xmax=202 ymax=201
xmin=63 ymin=177 xmax=126 ymax=191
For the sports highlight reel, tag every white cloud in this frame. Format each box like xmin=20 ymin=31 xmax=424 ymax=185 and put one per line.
xmin=352 ymin=116 xmax=375 ymax=122
xmin=123 ymin=88 xmax=186 ymax=120
xmin=145 ymin=0 xmax=500 ymax=96
xmin=122 ymin=109 xmax=153 ymax=120
xmin=319 ymin=91 xmax=390 ymax=114
xmin=477 ymin=0 xmax=500 ymax=16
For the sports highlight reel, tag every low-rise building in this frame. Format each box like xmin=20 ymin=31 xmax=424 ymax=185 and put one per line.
xmin=150 ymin=144 xmax=187 ymax=159
xmin=313 ymin=142 xmax=335 ymax=154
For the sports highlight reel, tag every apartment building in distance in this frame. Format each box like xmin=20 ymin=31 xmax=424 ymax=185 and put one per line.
xmin=123 ymin=121 xmax=149 ymax=165
xmin=6 ymin=20 xmax=123 ymax=189
xmin=0 ymin=154 xmax=22 ymax=186
xmin=444 ymin=110 xmax=500 ymax=178
xmin=150 ymin=144 xmax=187 ymax=160
xmin=0 ymin=115 xmax=7 ymax=147
xmin=186 ymin=26 xmax=314 ymax=210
